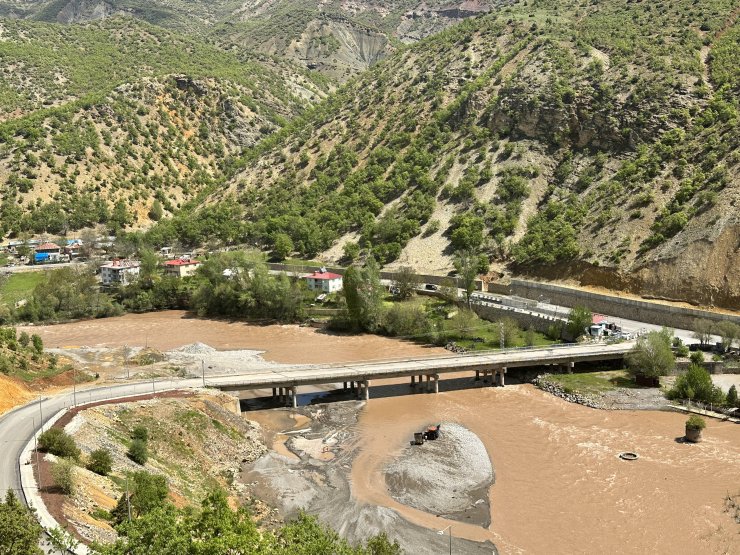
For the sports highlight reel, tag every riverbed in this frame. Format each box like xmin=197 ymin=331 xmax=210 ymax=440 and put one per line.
xmin=19 ymin=312 xmax=740 ymax=553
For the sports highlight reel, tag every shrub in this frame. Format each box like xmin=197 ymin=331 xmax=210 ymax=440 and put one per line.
xmin=38 ymin=428 xmax=80 ymax=460
xmin=87 ymin=449 xmax=112 ymax=476
xmin=131 ymin=426 xmax=149 ymax=442
xmin=685 ymin=415 xmax=706 ymax=431
xmin=51 ymin=459 xmax=76 ymax=495
xmin=127 ymin=439 xmax=148 ymax=465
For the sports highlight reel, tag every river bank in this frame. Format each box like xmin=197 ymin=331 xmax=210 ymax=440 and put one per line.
xmin=245 ymin=383 xmax=740 ymax=554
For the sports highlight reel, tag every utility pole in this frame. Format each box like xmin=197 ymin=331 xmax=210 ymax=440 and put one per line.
xmin=125 ymin=475 xmax=132 ymax=522
xmin=38 ymin=396 xmax=43 ymax=425
xmin=72 ymin=365 xmax=77 ymax=407
xmin=33 ymin=418 xmax=40 ymax=490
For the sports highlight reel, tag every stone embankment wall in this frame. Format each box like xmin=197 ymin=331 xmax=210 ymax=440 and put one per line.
xmin=531 ymin=376 xmax=603 ymax=409
xmin=497 ymin=279 xmax=740 ymax=329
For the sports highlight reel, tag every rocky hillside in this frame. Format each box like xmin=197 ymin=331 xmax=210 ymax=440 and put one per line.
xmin=0 ymin=17 xmax=328 ymax=236
xmin=163 ymin=0 xmax=738 ymax=308
xmin=0 ymin=0 xmax=499 ymax=80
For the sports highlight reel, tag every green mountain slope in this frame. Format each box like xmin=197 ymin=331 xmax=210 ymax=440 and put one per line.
xmin=157 ymin=0 xmax=739 ymax=308
xmin=0 ymin=17 xmax=328 ymax=235
xmin=0 ymin=0 xmax=499 ymax=80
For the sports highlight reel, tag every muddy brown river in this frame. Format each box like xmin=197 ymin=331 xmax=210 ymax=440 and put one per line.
xmin=23 ymin=312 xmax=740 ymax=553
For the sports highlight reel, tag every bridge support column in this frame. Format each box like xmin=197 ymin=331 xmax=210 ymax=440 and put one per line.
xmin=433 ymin=374 xmax=439 ymax=394
xmin=475 ymin=369 xmax=480 ymax=381
xmin=290 ymin=386 xmax=297 ymax=408
xmin=272 ymin=387 xmax=277 ymax=398
xmin=424 ymin=375 xmax=430 ymax=393
xmin=363 ymin=380 xmax=370 ymax=400
xmin=567 ymin=361 xmax=574 ymax=374
xmin=278 ymin=387 xmax=284 ymax=402
xmin=343 ymin=381 xmax=348 ymax=390
xmin=355 ymin=381 xmax=362 ymax=400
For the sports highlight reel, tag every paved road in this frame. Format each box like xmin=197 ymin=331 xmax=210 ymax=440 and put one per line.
xmin=206 ymin=342 xmax=632 ymax=391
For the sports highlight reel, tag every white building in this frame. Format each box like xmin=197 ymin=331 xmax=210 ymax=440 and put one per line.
xmin=302 ymin=270 xmax=343 ymax=293
xmin=100 ymin=259 xmax=140 ymax=286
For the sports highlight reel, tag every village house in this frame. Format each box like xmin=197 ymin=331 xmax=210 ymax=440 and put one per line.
xmin=302 ymin=269 xmax=343 ymax=293
xmin=64 ymin=239 xmax=83 ymax=258
xmin=164 ymin=258 xmax=201 ymax=278
xmin=100 ymin=259 xmax=140 ymax=286
xmin=34 ymin=242 xmax=64 ymax=263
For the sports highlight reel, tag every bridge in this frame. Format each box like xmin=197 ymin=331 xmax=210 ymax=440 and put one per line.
xmin=207 ymin=342 xmax=633 ymax=407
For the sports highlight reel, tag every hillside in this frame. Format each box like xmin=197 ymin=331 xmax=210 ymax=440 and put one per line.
xmin=159 ymin=0 xmax=739 ymax=308
xmin=0 ymin=17 xmax=328 ymax=236
xmin=0 ymin=0 xmax=499 ymax=80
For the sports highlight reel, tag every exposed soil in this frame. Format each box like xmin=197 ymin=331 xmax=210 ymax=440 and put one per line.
xmin=0 ymin=375 xmax=34 ymax=415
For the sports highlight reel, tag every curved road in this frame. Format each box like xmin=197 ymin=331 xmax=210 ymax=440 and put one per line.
xmin=0 ymin=377 xmax=203 ymax=554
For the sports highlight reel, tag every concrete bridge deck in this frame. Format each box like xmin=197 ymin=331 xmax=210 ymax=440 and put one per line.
xmin=208 ymin=342 xmax=633 ymax=406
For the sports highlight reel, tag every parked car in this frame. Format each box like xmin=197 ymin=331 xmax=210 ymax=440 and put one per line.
xmin=424 ymin=283 xmax=439 ymax=291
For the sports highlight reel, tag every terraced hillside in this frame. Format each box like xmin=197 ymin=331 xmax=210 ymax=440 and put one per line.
xmin=157 ymin=0 xmax=739 ymax=308
xmin=0 ymin=17 xmax=328 ymax=236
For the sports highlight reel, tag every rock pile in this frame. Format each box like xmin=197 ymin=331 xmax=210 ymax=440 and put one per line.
xmin=532 ymin=375 xmax=604 ymax=409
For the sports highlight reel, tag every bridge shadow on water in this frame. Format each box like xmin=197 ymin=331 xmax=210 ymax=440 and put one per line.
xmin=239 ymin=371 xmax=538 ymax=412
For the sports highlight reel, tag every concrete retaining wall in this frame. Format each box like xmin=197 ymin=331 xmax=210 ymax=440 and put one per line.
xmin=469 ymin=303 xmax=566 ymax=338
xmin=501 ymin=279 xmax=740 ymax=329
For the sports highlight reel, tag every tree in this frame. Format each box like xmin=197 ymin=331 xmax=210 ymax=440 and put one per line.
xmin=148 ymin=200 xmax=164 ymax=221
xmin=0 ymin=491 xmax=43 ymax=555
xmin=453 ymin=250 xmax=479 ymax=308
xmin=111 ymin=471 xmax=168 ymax=524
xmin=692 ymin=318 xmax=714 ymax=346
xmin=566 ymin=306 xmax=592 ymax=340
xmin=727 ymin=384 xmax=738 ymax=407
xmin=626 ymin=328 xmax=675 ymax=378
xmin=48 ymin=527 xmax=79 ymax=553
xmin=714 ymin=321 xmax=740 ymax=352
xmin=667 ymin=364 xmax=724 ymax=404
xmin=391 ymin=266 xmax=419 ymax=300
xmin=128 ymin=439 xmax=148 ymax=465
xmin=339 ymin=259 xmax=383 ymax=332
xmin=38 ymin=428 xmax=80 ymax=460
xmin=272 ymin=233 xmax=294 ymax=260
xmin=87 ymin=448 xmax=113 ymax=476
xmin=137 ymin=249 xmax=160 ymax=289
xmin=51 ymin=458 xmax=76 ymax=495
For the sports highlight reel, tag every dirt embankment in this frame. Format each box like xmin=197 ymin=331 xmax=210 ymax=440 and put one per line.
xmin=0 ymin=375 xmax=34 ymax=414
xmin=38 ymin=391 xmax=266 ymax=545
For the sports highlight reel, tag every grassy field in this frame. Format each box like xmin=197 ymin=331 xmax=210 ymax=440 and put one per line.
xmin=545 ymin=370 xmax=638 ymax=395
xmin=0 ymin=271 xmax=46 ymax=306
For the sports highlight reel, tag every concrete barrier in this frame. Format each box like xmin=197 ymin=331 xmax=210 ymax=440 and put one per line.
xmin=505 ymin=279 xmax=740 ymax=330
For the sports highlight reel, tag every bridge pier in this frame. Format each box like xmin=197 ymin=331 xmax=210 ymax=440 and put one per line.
xmin=363 ymin=380 xmax=370 ymax=400
xmin=290 ymin=386 xmax=297 ymax=408
xmin=433 ymin=374 xmax=439 ymax=394
xmin=272 ymin=387 xmax=277 ymax=398
xmin=410 ymin=375 xmax=416 ymax=388
xmin=475 ymin=369 xmax=480 ymax=381
xmin=343 ymin=381 xmax=348 ymax=390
